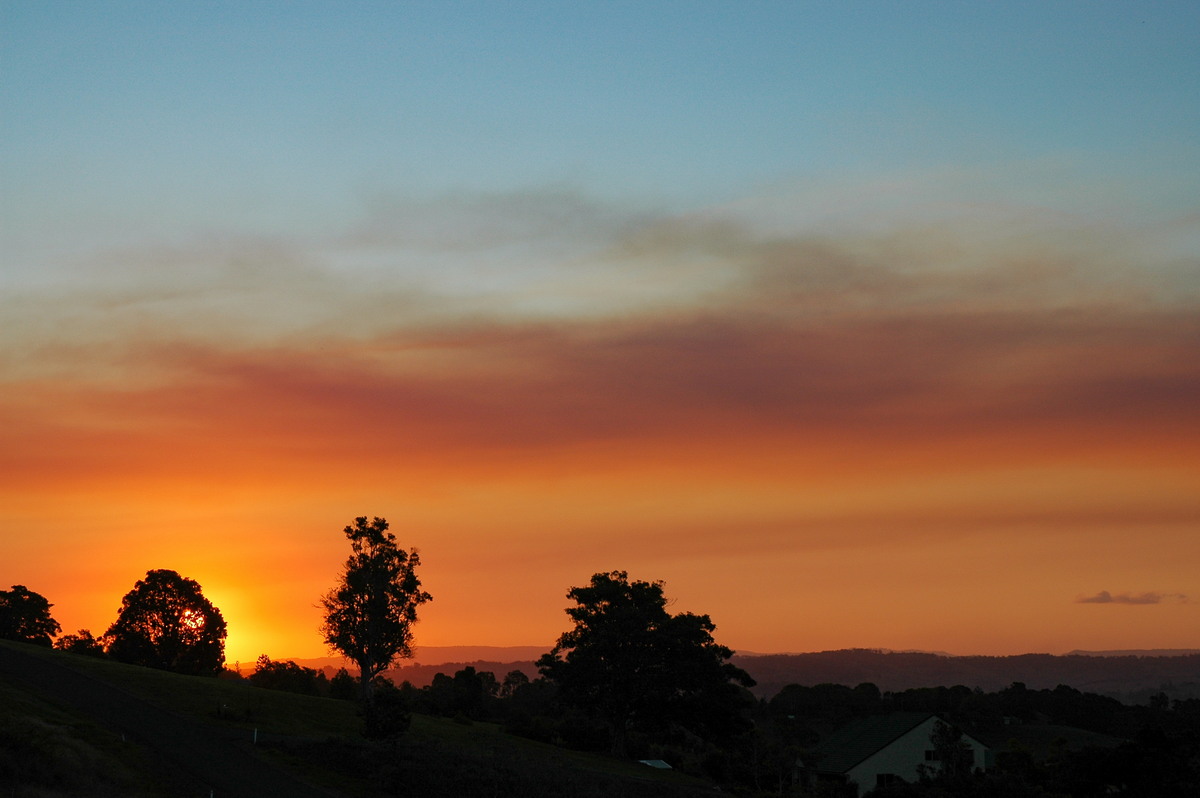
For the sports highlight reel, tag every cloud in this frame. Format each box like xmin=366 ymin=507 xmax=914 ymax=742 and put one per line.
xmin=3 ymin=179 xmax=1198 ymax=488
xmin=4 ymin=295 xmax=1199 ymax=498
xmin=1076 ymin=591 xmax=1189 ymax=605
xmin=344 ymin=185 xmax=652 ymax=252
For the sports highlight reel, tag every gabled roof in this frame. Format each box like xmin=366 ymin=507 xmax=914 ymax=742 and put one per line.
xmin=806 ymin=712 xmax=936 ymax=774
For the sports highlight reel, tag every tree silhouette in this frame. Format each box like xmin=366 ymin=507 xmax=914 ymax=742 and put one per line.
xmin=320 ymin=516 xmax=432 ymax=705
xmin=105 ymin=569 xmax=227 ymax=675
xmin=538 ymin=570 xmax=754 ymax=756
xmin=926 ymin=719 xmax=976 ymax=781
xmin=329 ymin=667 xmax=357 ymax=700
xmin=54 ymin=628 xmax=106 ymax=657
xmin=501 ymin=669 xmax=530 ymax=698
xmin=249 ymin=655 xmax=326 ymax=695
xmin=0 ymin=585 xmax=61 ymax=646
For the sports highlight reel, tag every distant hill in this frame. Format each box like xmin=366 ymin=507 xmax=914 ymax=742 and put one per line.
xmin=288 ymin=644 xmax=549 ymax=672
xmin=409 ymin=645 xmax=550 ymax=664
xmin=281 ymin=646 xmax=1200 ymax=703
xmin=1067 ymin=649 xmax=1200 ymax=657
xmin=733 ymin=649 xmax=1200 ymax=702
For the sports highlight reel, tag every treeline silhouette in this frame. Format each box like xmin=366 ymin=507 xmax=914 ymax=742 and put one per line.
xmin=232 ymin=655 xmax=1200 ymax=796
xmin=738 ymin=649 xmax=1200 ymax=703
xmin=2 ymin=572 xmax=228 ymax=675
xmin=348 ymin=648 xmax=1200 ymax=706
xmin=5 ymin=516 xmax=1199 ymax=796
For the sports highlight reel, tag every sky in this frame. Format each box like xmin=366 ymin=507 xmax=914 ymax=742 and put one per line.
xmin=2 ymin=1 xmax=1198 ymax=666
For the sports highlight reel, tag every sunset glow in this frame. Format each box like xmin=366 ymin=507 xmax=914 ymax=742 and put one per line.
xmin=3 ymin=2 xmax=1198 ymax=666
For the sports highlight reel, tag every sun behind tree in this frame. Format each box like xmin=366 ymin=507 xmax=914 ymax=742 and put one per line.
xmin=320 ymin=516 xmax=432 ymax=707
xmin=105 ymin=569 xmax=227 ymax=676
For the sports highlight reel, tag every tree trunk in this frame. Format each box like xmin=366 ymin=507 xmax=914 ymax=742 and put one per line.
xmin=608 ymin=718 xmax=628 ymax=758
xmin=358 ymin=662 xmax=375 ymax=708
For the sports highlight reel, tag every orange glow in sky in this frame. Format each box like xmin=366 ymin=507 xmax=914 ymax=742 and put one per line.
xmin=5 ymin=302 xmax=1197 ymax=664
xmin=3 ymin=4 xmax=1199 ymax=666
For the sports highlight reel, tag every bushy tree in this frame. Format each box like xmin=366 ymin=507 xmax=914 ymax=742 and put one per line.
xmin=916 ymin=719 xmax=977 ymax=785
xmin=320 ymin=516 xmax=432 ymax=705
xmin=329 ymin=667 xmax=357 ymax=700
xmin=418 ymin=666 xmax=500 ymax=720
xmin=249 ymin=655 xmax=326 ymax=695
xmin=0 ymin=585 xmax=61 ymax=646
xmin=53 ymin=628 xmax=106 ymax=657
xmin=538 ymin=570 xmax=754 ymax=756
xmin=501 ymin=668 xmax=530 ymax=698
xmin=105 ymin=569 xmax=227 ymax=675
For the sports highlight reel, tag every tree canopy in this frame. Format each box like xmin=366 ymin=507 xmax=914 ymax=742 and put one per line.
xmin=320 ymin=516 xmax=432 ymax=704
xmin=104 ymin=569 xmax=227 ymax=675
xmin=54 ymin=628 xmax=106 ymax=657
xmin=249 ymin=655 xmax=326 ymax=696
xmin=537 ymin=570 xmax=754 ymax=756
xmin=0 ymin=585 xmax=61 ymax=647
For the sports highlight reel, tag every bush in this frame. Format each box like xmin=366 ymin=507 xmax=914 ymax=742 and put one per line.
xmin=363 ymin=685 xmax=412 ymax=741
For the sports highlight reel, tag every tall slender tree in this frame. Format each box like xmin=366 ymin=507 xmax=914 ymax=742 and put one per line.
xmin=320 ymin=516 xmax=432 ymax=705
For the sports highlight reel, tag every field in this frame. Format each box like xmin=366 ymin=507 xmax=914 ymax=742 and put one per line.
xmin=0 ymin=641 xmax=715 ymax=798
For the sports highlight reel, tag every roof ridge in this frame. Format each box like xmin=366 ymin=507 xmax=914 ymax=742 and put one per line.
xmin=809 ymin=712 xmax=938 ymax=774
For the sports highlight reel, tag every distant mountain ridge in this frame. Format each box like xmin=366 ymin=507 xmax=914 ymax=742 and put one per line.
xmin=1066 ymin=649 xmax=1200 ymax=657
xmin=281 ymin=646 xmax=1200 ymax=703
xmin=286 ymin=645 xmax=549 ymax=672
xmin=733 ymin=649 xmax=1200 ymax=702
xmin=284 ymin=645 xmax=1200 ymax=670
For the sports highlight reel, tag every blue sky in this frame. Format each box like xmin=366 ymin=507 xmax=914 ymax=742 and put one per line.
xmin=4 ymin=1 xmax=1198 ymax=260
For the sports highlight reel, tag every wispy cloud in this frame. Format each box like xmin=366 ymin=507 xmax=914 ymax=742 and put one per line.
xmin=1076 ymin=591 xmax=1189 ymax=605
xmin=3 ymin=180 xmax=1199 ymax=506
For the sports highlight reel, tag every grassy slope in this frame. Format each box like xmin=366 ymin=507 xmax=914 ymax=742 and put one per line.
xmin=1 ymin=641 xmax=714 ymax=797
xmin=0 ymin=673 xmax=160 ymax=797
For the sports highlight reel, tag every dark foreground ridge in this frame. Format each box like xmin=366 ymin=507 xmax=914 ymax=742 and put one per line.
xmin=1 ymin=641 xmax=719 ymax=797
xmin=1 ymin=641 xmax=335 ymax=798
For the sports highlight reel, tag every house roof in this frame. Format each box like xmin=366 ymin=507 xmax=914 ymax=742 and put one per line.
xmin=807 ymin=712 xmax=936 ymax=774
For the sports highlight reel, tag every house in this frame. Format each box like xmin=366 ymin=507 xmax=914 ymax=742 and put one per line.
xmin=799 ymin=712 xmax=992 ymax=796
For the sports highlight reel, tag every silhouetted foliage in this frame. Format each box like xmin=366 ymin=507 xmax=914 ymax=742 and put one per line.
xmin=501 ymin=668 xmax=530 ymax=698
xmin=329 ymin=667 xmax=357 ymax=700
xmin=248 ymin=654 xmax=326 ymax=695
xmin=538 ymin=570 xmax=755 ymax=756
xmin=104 ymin=569 xmax=227 ymax=675
xmin=502 ymin=676 xmax=561 ymax=741
xmin=320 ymin=516 xmax=432 ymax=709
xmin=367 ymin=655 xmax=1200 ymax=795
xmin=0 ymin=585 xmax=61 ymax=646
xmin=363 ymin=677 xmax=412 ymax=740
xmin=53 ymin=628 xmax=106 ymax=657
xmin=410 ymin=665 xmax=503 ymax=721
xmin=920 ymin=720 xmax=976 ymax=783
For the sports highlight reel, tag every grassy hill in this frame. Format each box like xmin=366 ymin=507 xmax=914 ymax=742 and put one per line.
xmin=0 ymin=641 xmax=715 ymax=798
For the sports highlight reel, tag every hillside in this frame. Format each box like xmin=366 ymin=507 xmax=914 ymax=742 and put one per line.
xmin=0 ymin=641 xmax=714 ymax=798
